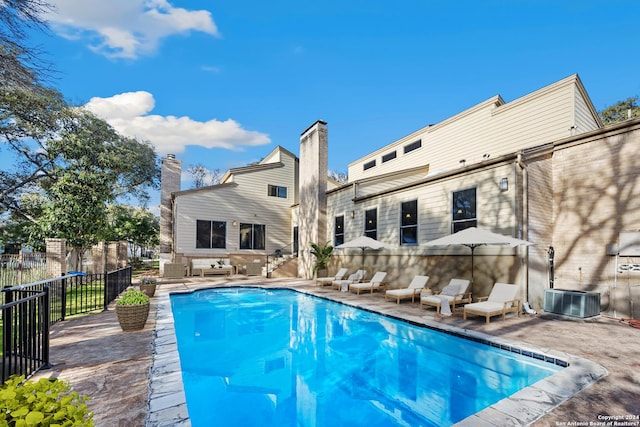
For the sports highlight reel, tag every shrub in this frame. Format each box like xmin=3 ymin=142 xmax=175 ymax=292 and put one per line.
xmin=116 ymin=288 xmax=149 ymax=306
xmin=0 ymin=375 xmax=94 ymax=426
xmin=310 ymin=241 xmax=334 ymax=274
xmin=139 ymin=276 xmax=157 ymax=285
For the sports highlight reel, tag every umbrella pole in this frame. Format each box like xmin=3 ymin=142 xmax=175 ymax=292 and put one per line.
xmin=470 ymin=245 xmax=476 ymax=295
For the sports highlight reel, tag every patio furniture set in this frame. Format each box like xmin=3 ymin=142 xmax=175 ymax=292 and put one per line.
xmin=316 ymin=268 xmax=521 ymax=324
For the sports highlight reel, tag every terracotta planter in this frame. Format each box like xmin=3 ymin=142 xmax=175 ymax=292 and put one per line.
xmin=315 ymin=268 xmax=328 ymax=278
xmin=115 ymin=302 xmax=150 ymax=331
xmin=140 ymin=283 xmax=156 ymax=298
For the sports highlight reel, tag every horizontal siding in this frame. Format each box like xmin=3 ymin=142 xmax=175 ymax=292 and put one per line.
xmin=574 ymin=89 xmax=600 ymax=133
xmin=355 ymin=170 xmax=429 ymax=198
xmin=348 ymin=77 xmax=598 ymax=184
xmin=175 ymin=157 xmax=295 ymax=256
xmin=329 ymin=163 xmax=517 ymax=249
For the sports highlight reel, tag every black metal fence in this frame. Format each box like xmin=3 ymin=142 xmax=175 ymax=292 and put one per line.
xmin=0 ymin=266 xmax=132 ymax=382
xmin=1 ymin=286 xmax=50 ymax=384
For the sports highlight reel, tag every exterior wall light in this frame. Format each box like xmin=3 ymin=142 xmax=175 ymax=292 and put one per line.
xmin=499 ymin=178 xmax=508 ymax=191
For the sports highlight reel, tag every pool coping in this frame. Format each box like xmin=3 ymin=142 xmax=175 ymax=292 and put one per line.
xmin=146 ymin=284 xmax=607 ymax=427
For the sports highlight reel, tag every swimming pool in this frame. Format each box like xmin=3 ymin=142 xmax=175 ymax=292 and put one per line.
xmin=171 ymin=287 xmax=562 ymax=426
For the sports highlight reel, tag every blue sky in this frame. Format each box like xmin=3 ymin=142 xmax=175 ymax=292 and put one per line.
xmin=13 ymin=0 xmax=640 ymax=211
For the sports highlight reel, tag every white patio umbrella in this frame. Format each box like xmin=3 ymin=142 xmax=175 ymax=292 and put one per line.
xmin=423 ymin=227 xmax=533 ymax=288
xmin=335 ymin=236 xmax=392 ymax=270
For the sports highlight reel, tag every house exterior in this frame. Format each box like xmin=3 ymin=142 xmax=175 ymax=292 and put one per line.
xmin=162 ymin=146 xmax=299 ymax=274
xmin=160 ymin=74 xmax=640 ymax=318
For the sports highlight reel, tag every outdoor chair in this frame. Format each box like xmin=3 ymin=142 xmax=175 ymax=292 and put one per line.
xmin=332 ymin=270 xmax=366 ymax=291
xmin=316 ymin=267 xmax=349 ymax=287
xmin=420 ymin=278 xmax=471 ymax=314
xmin=463 ymin=282 xmax=521 ymax=324
xmin=349 ymin=271 xmax=388 ymax=294
xmin=384 ymin=275 xmax=430 ymax=304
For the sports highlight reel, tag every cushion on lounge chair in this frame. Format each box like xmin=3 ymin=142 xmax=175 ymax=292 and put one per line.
xmin=384 ymin=275 xmax=430 ymax=303
xmin=316 ymin=267 xmax=349 ymax=286
xmin=463 ymin=282 xmax=521 ymax=324
xmin=332 ymin=269 xmax=366 ymax=290
xmin=349 ymin=272 xmax=387 ymax=294
xmin=420 ymin=278 xmax=471 ymax=313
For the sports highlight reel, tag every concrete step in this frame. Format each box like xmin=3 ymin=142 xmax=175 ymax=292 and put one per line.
xmin=270 ymin=256 xmax=298 ymax=278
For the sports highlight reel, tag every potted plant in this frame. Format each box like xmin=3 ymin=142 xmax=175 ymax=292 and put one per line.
xmin=115 ymin=288 xmax=150 ymax=331
xmin=139 ymin=276 xmax=157 ymax=297
xmin=310 ymin=241 xmax=334 ymax=278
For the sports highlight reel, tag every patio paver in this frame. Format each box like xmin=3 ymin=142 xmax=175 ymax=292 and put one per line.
xmin=33 ymin=276 xmax=640 ymax=426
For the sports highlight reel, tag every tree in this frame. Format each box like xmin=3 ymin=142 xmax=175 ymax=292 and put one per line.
xmin=105 ymin=205 xmax=159 ymax=261
xmin=599 ymin=96 xmax=640 ymax=125
xmin=328 ymin=170 xmax=348 ymax=184
xmin=0 ymin=0 xmax=54 ymax=88
xmin=186 ymin=163 xmax=221 ymax=188
xmin=0 ymin=85 xmax=160 ymax=265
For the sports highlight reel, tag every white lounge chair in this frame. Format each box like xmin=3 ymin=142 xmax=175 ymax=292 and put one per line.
xmin=384 ymin=275 xmax=430 ymax=304
xmin=316 ymin=267 xmax=349 ymax=287
xmin=349 ymin=271 xmax=388 ymax=294
xmin=420 ymin=278 xmax=471 ymax=314
xmin=332 ymin=270 xmax=366 ymax=291
xmin=463 ymin=282 xmax=521 ymax=324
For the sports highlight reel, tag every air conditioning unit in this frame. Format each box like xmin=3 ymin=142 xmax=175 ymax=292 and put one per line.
xmin=543 ymin=289 xmax=601 ymax=318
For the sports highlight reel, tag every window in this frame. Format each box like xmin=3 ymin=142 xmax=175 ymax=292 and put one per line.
xmin=400 ymin=200 xmax=418 ymax=245
xmin=403 ymin=140 xmax=422 ymax=154
xmin=334 ymin=215 xmax=345 ymax=246
xmin=240 ymin=223 xmax=265 ymax=250
xmin=196 ymin=220 xmax=226 ymax=249
xmin=452 ymin=187 xmax=477 ymax=232
xmin=268 ymin=184 xmax=287 ymax=198
xmin=364 ymin=208 xmax=377 ymax=239
xmin=382 ymin=151 xmax=397 ymax=163
xmin=363 ymin=160 xmax=376 ymax=171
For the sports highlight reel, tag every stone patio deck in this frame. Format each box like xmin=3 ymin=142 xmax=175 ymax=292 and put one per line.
xmin=34 ymin=276 xmax=640 ymax=426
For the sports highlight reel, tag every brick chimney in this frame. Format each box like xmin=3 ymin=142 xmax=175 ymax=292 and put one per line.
xmin=298 ymin=120 xmax=328 ymax=279
xmin=159 ymin=154 xmax=181 ymax=274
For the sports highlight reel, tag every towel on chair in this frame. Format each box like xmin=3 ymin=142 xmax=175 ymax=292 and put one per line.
xmin=438 ymin=296 xmax=452 ymax=316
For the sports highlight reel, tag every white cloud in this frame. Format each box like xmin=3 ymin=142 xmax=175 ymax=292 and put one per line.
xmin=47 ymin=0 xmax=219 ymax=59
xmin=84 ymin=91 xmax=271 ymax=154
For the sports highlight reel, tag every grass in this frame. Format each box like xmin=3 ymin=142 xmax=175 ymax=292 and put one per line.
xmin=0 ymin=262 xmax=160 ymax=357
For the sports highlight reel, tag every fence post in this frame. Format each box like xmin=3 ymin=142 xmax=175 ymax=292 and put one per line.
xmin=2 ymin=290 xmax=13 ymax=382
xmin=103 ymin=272 xmax=109 ymax=312
xmin=42 ymin=286 xmax=51 ymax=369
xmin=60 ymin=274 xmax=67 ymax=321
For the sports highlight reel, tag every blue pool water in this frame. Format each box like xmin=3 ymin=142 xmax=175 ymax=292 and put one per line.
xmin=171 ymin=288 xmax=561 ymax=427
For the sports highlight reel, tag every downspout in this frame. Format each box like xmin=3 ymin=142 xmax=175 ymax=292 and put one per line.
xmin=516 ymin=154 xmax=535 ymax=314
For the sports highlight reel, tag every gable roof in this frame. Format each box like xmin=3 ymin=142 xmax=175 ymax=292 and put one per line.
xmin=220 ymin=145 xmax=297 ymax=183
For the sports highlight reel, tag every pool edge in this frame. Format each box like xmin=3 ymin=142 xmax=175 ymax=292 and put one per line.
xmin=146 ymin=284 xmax=608 ymax=427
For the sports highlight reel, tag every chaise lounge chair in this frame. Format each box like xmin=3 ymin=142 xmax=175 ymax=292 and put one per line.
xmin=420 ymin=278 xmax=471 ymax=314
xmin=384 ymin=275 xmax=430 ymax=304
xmin=463 ymin=282 xmax=521 ymax=324
xmin=349 ymin=271 xmax=388 ymax=294
xmin=316 ymin=267 xmax=349 ymax=287
xmin=332 ymin=269 xmax=366 ymax=291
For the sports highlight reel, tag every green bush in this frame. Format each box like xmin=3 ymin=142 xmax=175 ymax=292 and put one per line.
xmin=116 ymin=288 xmax=149 ymax=306
xmin=0 ymin=375 xmax=94 ymax=426
xmin=310 ymin=241 xmax=334 ymax=274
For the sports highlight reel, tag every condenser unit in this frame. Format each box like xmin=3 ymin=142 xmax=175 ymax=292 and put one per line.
xmin=543 ymin=289 xmax=601 ymax=318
